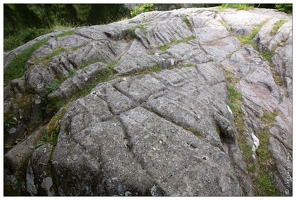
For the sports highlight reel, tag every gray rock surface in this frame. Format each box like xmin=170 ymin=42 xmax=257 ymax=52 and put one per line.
xmin=4 ymin=7 xmax=292 ymax=196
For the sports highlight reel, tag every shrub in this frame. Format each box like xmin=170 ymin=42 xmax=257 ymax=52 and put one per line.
xmin=218 ymin=4 xmax=254 ymax=12
xmin=130 ymin=4 xmax=154 ymax=17
xmin=275 ymin=4 xmax=292 ymax=14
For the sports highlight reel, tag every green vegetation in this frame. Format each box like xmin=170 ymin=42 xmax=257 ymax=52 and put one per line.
xmin=225 ymin=73 xmax=255 ymax=187
xmin=35 ymin=48 xmax=68 ymax=65
xmin=271 ymin=20 xmax=288 ymax=36
xmin=4 ymin=4 xmax=130 ymax=51
xmin=130 ymin=4 xmax=154 ymax=17
xmin=182 ymin=17 xmax=193 ymax=31
xmin=158 ymin=36 xmax=196 ymax=52
xmin=218 ymin=4 xmax=254 ymax=12
xmin=47 ymin=65 xmax=116 ymax=113
xmin=4 ymin=27 xmax=51 ymax=52
xmin=4 ymin=114 xmax=18 ymax=132
xmin=54 ymin=29 xmax=75 ymax=38
xmin=159 ymin=43 xmax=170 ymax=52
xmin=224 ymin=68 xmax=279 ymax=196
xmin=148 ymin=51 xmax=155 ymax=55
xmin=227 ymin=85 xmax=244 ymax=133
xmin=275 ymin=4 xmax=292 ymax=14
xmin=152 ymin=66 xmax=163 ymax=72
xmin=261 ymin=111 xmax=278 ymax=128
xmin=4 ymin=38 xmax=49 ymax=84
xmin=236 ymin=19 xmax=270 ymax=47
xmin=254 ymin=131 xmax=279 ymax=196
xmin=127 ymin=27 xmax=136 ymax=36
xmin=261 ymin=50 xmax=275 ymax=61
xmin=35 ymin=130 xmax=57 ymax=149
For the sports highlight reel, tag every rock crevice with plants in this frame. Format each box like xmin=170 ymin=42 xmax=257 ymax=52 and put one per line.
xmin=4 ymin=7 xmax=292 ymax=196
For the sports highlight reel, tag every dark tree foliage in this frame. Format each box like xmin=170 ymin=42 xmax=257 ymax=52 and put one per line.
xmin=4 ymin=4 xmax=129 ymax=38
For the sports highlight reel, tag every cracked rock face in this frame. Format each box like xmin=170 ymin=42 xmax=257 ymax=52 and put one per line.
xmin=4 ymin=7 xmax=292 ymax=196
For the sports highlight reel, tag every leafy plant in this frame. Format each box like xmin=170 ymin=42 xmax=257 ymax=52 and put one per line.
xmin=130 ymin=4 xmax=154 ymax=17
xmin=275 ymin=4 xmax=292 ymax=14
xmin=4 ymin=114 xmax=18 ymax=132
xmin=45 ymin=81 xmax=59 ymax=95
xmin=35 ymin=130 xmax=58 ymax=149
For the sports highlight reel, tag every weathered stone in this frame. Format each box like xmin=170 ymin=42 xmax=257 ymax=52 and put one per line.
xmin=4 ymin=7 xmax=292 ymax=196
xmin=48 ymin=62 xmax=108 ymax=101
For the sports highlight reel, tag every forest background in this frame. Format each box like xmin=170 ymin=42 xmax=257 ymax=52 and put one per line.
xmin=3 ymin=4 xmax=292 ymax=52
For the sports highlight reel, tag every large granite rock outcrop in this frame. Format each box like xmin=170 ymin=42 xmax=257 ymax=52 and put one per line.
xmin=4 ymin=7 xmax=292 ymax=196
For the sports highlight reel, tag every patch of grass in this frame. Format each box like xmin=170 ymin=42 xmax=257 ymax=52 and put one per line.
xmin=261 ymin=111 xmax=277 ymax=128
xmin=171 ymin=36 xmax=196 ymax=44
xmin=126 ymin=27 xmax=136 ymax=41
xmin=158 ymin=36 xmax=196 ymax=52
xmin=152 ymin=66 xmax=162 ymax=72
xmin=227 ymin=85 xmax=245 ymax=134
xmin=272 ymin=71 xmax=284 ymax=86
xmin=224 ymin=64 xmax=279 ymax=196
xmin=80 ymin=60 xmax=99 ymax=69
xmin=183 ymin=63 xmax=195 ymax=68
xmin=103 ymin=61 xmax=116 ymax=70
xmin=236 ymin=19 xmax=270 ymax=47
xmin=261 ymin=50 xmax=275 ymax=61
xmin=158 ymin=43 xmax=170 ymax=52
xmin=35 ymin=48 xmax=67 ymax=65
xmin=254 ymin=131 xmax=279 ymax=196
xmin=182 ymin=17 xmax=193 ymax=31
xmin=218 ymin=4 xmax=254 ymax=12
xmin=4 ymin=38 xmax=49 ymax=84
xmin=222 ymin=23 xmax=231 ymax=32
xmin=181 ymin=35 xmax=196 ymax=43
xmin=45 ymin=81 xmax=59 ymax=95
xmin=35 ymin=130 xmax=57 ymax=149
xmin=4 ymin=114 xmax=18 ymax=133
xmin=47 ymin=67 xmax=116 ymax=113
xmin=54 ymin=29 xmax=75 ymax=38
xmin=138 ymin=24 xmax=148 ymax=34
xmin=228 ymin=85 xmax=242 ymax=103
xmin=148 ymin=51 xmax=155 ymax=55
xmin=270 ymin=20 xmax=288 ymax=36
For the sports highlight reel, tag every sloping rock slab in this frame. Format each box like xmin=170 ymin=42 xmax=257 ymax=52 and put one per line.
xmin=48 ymin=65 xmax=244 ymax=196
